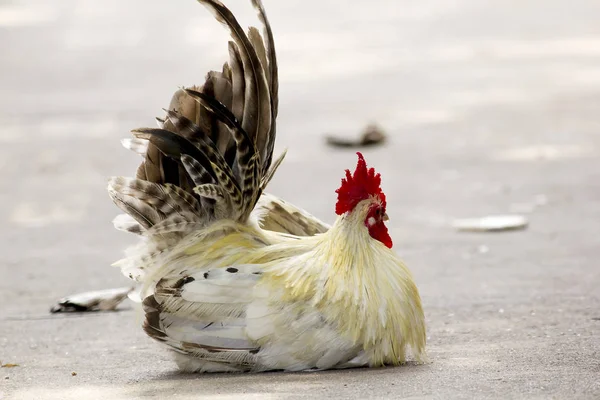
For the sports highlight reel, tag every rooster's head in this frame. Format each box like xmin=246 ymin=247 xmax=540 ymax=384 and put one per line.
xmin=335 ymin=152 xmax=392 ymax=248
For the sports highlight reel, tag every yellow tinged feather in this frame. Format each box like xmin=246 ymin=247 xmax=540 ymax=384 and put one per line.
xmin=259 ymin=200 xmax=427 ymax=365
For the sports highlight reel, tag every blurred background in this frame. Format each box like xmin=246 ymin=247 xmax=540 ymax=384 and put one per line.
xmin=1 ymin=0 xmax=599 ymax=398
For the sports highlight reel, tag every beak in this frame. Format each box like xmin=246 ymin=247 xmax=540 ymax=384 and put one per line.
xmin=382 ymin=212 xmax=389 ymax=222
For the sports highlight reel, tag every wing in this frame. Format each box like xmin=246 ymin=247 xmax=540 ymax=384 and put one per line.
xmin=253 ymin=192 xmax=330 ymax=236
xmin=143 ymin=262 xmax=359 ymax=373
xmin=142 ymin=264 xmax=264 ymax=372
xmin=108 ymin=0 xmax=281 ymax=240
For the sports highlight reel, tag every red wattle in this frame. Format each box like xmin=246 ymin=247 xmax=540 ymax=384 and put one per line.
xmin=368 ymin=222 xmax=393 ymax=248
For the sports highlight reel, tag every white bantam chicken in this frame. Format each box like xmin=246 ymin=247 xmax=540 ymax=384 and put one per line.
xmin=108 ymin=0 xmax=426 ymax=372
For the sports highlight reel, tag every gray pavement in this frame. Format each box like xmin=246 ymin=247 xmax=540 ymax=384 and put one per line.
xmin=1 ymin=0 xmax=599 ymax=398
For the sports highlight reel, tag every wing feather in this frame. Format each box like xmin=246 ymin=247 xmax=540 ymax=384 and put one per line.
xmin=254 ymin=193 xmax=330 ymax=236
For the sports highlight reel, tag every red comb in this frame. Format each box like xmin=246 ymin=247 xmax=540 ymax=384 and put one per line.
xmin=335 ymin=152 xmax=386 ymax=215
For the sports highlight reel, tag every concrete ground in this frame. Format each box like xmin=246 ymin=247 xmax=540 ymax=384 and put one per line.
xmin=1 ymin=0 xmax=599 ymax=398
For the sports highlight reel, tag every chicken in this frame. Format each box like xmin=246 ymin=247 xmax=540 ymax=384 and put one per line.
xmin=108 ymin=0 xmax=426 ymax=372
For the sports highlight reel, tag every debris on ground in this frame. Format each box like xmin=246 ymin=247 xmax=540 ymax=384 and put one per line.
xmin=50 ymin=287 xmax=134 ymax=313
xmin=1 ymin=362 xmax=19 ymax=368
xmin=71 ymin=371 xmax=77 ymax=376
xmin=325 ymin=123 xmax=387 ymax=148
xmin=453 ymin=215 xmax=528 ymax=232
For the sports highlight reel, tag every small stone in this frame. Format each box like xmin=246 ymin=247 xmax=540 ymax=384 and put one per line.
xmin=71 ymin=371 xmax=77 ymax=376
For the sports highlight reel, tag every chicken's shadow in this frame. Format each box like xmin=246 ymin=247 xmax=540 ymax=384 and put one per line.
xmin=134 ymin=363 xmax=429 ymax=398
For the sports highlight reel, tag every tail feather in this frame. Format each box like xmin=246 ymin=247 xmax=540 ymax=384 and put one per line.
xmin=146 ymin=213 xmax=202 ymax=236
xmin=250 ymin=0 xmax=278 ymax=113
xmin=181 ymin=154 xmax=216 ymax=186
xmin=203 ymin=71 xmax=235 ymax=154
xmin=121 ymin=138 xmax=148 ymax=157
xmin=112 ymin=213 xmax=144 ymax=235
xmin=162 ymin=109 xmax=217 ymax=152
xmin=131 ymin=128 xmax=222 ymax=185
xmin=260 ymin=148 xmax=286 ymax=189
xmin=109 ymin=177 xmax=201 ymax=217
xmin=197 ymin=0 xmax=272 ymax=166
xmin=227 ymin=41 xmax=246 ymax=123
xmin=194 ymin=184 xmax=225 ymax=201
xmin=183 ymin=89 xmax=257 ymax=180
xmin=108 ymin=188 xmax=163 ymax=229
xmin=250 ymin=0 xmax=278 ymax=174
xmin=184 ymin=88 xmax=260 ymax=215
xmin=209 ymin=162 xmax=244 ymax=218
xmin=141 ymin=143 xmax=165 ymax=184
xmin=248 ymin=26 xmax=269 ymax=97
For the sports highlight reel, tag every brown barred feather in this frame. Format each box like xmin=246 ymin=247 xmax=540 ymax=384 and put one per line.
xmin=227 ymin=42 xmax=246 ymax=123
xmin=111 ymin=0 xmax=284 ymax=239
